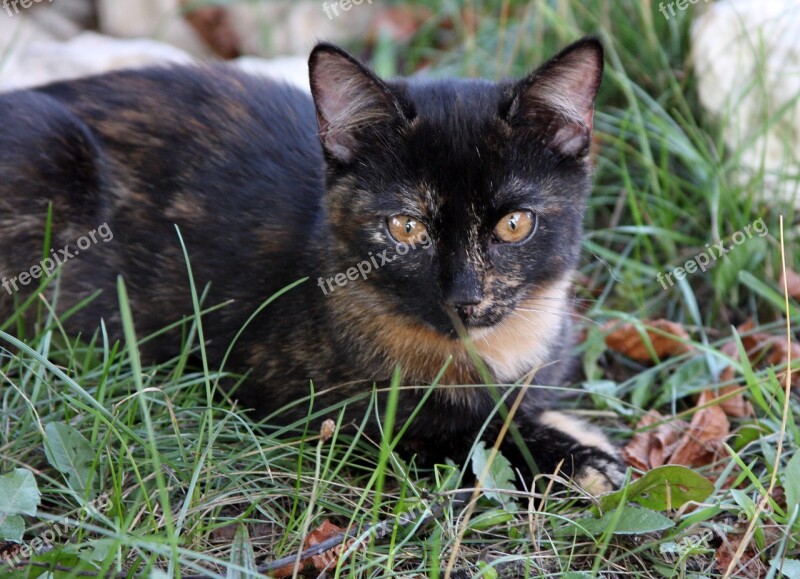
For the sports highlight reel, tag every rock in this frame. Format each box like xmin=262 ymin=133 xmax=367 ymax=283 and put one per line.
xmin=227 ymin=0 xmax=378 ymax=57
xmin=0 ymin=30 xmax=311 ymax=94
xmin=692 ymin=0 xmax=800 ymax=208
xmin=234 ymin=56 xmax=310 ymax=93
xmin=0 ymin=32 xmax=192 ymax=91
xmin=96 ymin=0 xmax=213 ymax=57
xmin=94 ymin=0 xmax=378 ymax=58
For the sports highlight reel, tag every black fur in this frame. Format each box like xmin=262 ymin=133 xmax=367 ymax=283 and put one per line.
xmin=0 ymin=38 xmax=624 ymax=492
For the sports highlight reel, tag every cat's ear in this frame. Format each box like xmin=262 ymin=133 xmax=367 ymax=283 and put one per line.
xmin=506 ymin=37 xmax=604 ymax=157
xmin=309 ymin=43 xmax=405 ymax=163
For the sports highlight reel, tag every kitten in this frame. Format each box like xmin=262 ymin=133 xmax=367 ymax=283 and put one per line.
xmin=0 ymin=37 xmax=624 ymax=494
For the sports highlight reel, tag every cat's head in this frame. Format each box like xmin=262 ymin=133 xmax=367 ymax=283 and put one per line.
xmin=309 ymin=38 xmax=603 ymax=338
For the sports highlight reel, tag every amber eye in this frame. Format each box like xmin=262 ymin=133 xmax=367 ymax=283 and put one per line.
xmin=387 ymin=215 xmax=428 ymax=245
xmin=494 ymin=210 xmax=537 ymax=243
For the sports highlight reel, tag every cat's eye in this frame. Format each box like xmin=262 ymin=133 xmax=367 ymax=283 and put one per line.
xmin=387 ymin=215 xmax=428 ymax=245
xmin=494 ymin=210 xmax=537 ymax=243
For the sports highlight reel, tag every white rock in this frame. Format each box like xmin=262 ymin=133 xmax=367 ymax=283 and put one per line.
xmin=234 ymin=55 xmax=310 ymax=93
xmin=0 ymin=31 xmax=193 ymax=91
xmin=0 ymin=30 xmax=312 ymax=94
xmin=96 ymin=0 xmax=212 ymax=57
xmin=692 ymin=0 xmax=800 ymax=208
xmin=227 ymin=0 xmax=378 ymax=57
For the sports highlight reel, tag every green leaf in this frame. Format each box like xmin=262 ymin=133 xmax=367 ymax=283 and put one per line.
xmin=470 ymin=441 xmax=518 ymax=512
xmin=0 ymin=514 xmax=24 ymax=544
xmin=599 ymin=465 xmax=714 ymax=511
xmin=579 ymin=505 xmax=675 ymax=535
xmin=226 ymin=525 xmax=258 ymax=578
xmin=739 ymin=271 xmax=800 ymax=320
xmin=71 ymin=538 xmax=117 ymax=565
xmin=784 ymin=452 xmax=800 ymax=520
xmin=0 ymin=469 xmax=40 ymax=543
xmin=467 ymin=509 xmax=515 ymax=531
xmin=770 ymin=557 xmax=800 ymax=578
xmin=44 ymin=422 xmax=96 ymax=498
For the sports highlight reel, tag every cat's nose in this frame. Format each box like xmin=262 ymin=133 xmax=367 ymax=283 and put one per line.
xmin=444 ymin=268 xmax=483 ymax=319
xmin=456 ymin=304 xmax=478 ymax=319
xmin=445 ymin=291 xmax=483 ymax=320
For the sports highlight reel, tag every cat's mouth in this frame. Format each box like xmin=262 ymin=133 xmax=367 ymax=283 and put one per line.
xmin=441 ymin=302 xmax=503 ymax=334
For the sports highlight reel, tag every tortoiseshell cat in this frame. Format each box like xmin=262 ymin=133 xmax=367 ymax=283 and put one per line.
xmin=0 ymin=37 xmax=624 ymax=493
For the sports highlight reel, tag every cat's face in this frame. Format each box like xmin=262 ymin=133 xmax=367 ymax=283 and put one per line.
xmin=310 ymin=39 xmax=603 ymax=338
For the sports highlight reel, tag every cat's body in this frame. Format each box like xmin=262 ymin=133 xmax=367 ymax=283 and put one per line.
xmin=0 ymin=39 xmax=624 ymax=493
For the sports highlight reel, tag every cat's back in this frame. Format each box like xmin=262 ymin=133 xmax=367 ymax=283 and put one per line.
xmin=34 ymin=65 xmax=325 ymax=210
xmin=0 ymin=65 xmax=327 ymax=347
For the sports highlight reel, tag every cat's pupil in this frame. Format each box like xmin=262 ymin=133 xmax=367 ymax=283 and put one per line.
xmin=405 ymin=220 xmax=413 ymax=234
xmin=509 ymin=215 xmax=518 ymax=230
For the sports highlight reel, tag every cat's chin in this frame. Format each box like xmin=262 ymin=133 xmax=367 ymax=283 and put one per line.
xmin=465 ymin=325 xmax=497 ymax=340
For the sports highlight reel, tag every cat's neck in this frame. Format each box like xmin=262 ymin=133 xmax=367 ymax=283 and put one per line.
xmin=325 ymin=276 xmax=574 ymax=402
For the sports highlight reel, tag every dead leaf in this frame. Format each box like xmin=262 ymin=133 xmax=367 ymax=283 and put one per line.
xmin=624 ymin=391 xmax=732 ymax=470
xmin=370 ymin=6 xmax=432 ymax=42
xmin=716 ymin=384 xmax=754 ymax=418
xmin=180 ymin=2 xmax=240 ymax=59
xmin=779 ymin=267 xmax=800 ymax=300
xmin=604 ymin=319 xmax=692 ymax=362
xmin=622 ymin=412 xmax=688 ymax=471
xmin=306 ymin=520 xmax=353 ymax=573
xmin=272 ymin=519 xmax=351 ymax=578
xmin=715 ymin=532 xmax=768 ymax=578
xmin=722 ymin=320 xmax=800 ymax=390
xmin=669 ymin=390 xmax=730 ymax=467
xmin=767 ymin=339 xmax=800 ymax=389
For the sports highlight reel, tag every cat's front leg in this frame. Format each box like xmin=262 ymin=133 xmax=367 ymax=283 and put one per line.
xmin=502 ymin=410 xmax=626 ymax=495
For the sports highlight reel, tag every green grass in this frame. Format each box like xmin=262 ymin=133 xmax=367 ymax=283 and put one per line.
xmin=2 ymin=0 xmax=800 ymax=577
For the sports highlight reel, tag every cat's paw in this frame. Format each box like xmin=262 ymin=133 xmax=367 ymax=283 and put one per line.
xmin=573 ymin=456 xmax=626 ymax=496
xmin=538 ymin=410 xmax=626 ymax=495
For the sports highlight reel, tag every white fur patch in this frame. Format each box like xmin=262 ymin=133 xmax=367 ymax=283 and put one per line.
xmin=539 ymin=410 xmax=618 ymax=457
xmin=574 ymin=465 xmax=617 ymax=496
xmin=469 ymin=278 xmax=571 ymax=383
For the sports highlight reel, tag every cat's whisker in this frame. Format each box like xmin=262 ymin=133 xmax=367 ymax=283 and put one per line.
xmin=514 ymin=306 xmax=598 ymax=325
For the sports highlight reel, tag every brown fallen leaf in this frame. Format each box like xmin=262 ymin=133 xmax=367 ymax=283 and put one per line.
xmin=716 ymin=384 xmax=754 ymax=418
xmin=715 ymin=532 xmax=768 ymax=578
xmin=622 ymin=412 xmax=688 ymax=471
xmin=722 ymin=320 xmax=800 ymax=390
xmin=767 ymin=338 xmax=800 ymax=389
xmin=180 ymin=2 xmax=240 ymax=59
xmin=623 ymin=390 xmax=732 ymax=471
xmin=604 ymin=319 xmax=692 ymax=362
xmin=369 ymin=6 xmax=433 ymax=43
xmin=272 ymin=519 xmax=351 ymax=578
xmin=669 ymin=390 xmax=730 ymax=467
xmin=306 ymin=520 xmax=353 ymax=573
xmin=779 ymin=267 xmax=800 ymax=300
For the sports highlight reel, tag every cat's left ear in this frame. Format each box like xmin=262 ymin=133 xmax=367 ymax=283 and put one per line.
xmin=507 ymin=37 xmax=604 ymax=157
xmin=309 ymin=43 xmax=407 ymax=164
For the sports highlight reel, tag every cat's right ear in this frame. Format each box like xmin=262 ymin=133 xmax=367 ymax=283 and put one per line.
xmin=506 ymin=37 xmax=604 ymax=158
xmin=309 ymin=43 xmax=405 ymax=164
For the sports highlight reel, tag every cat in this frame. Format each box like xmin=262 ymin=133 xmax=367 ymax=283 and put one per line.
xmin=0 ymin=36 xmax=625 ymax=494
